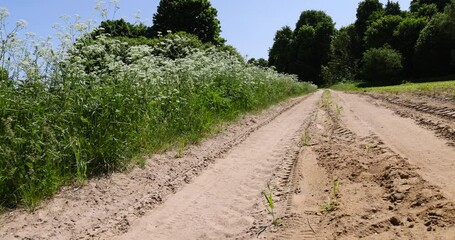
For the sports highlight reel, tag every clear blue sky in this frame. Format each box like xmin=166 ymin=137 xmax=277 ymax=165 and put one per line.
xmin=1 ymin=0 xmax=411 ymax=59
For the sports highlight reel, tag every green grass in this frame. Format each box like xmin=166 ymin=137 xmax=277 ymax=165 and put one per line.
xmin=320 ymin=179 xmax=340 ymax=212
xmin=331 ymin=80 xmax=455 ymax=97
xmin=262 ymin=183 xmax=280 ymax=226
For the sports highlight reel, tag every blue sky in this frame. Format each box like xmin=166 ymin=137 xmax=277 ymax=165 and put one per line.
xmin=1 ymin=0 xmax=411 ymax=59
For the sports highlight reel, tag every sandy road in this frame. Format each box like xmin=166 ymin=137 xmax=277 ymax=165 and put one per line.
xmin=114 ymin=92 xmax=321 ymax=239
xmin=2 ymin=89 xmax=455 ymax=239
xmin=268 ymin=90 xmax=455 ymax=240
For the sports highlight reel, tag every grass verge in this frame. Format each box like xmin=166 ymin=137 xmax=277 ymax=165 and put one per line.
xmin=331 ymin=80 xmax=455 ymax=97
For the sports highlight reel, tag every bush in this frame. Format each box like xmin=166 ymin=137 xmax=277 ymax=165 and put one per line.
xmin=361 ymin=46 xmax=403 ymax=85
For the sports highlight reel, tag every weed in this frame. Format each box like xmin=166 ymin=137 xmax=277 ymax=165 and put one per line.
xmin=175 ymin=139 xmax=185 ymax=158
xmin=320 ymin=178 xmax=340 ymax=212
xmin=335 ymin=104 xmax=343 ymax=116
xmin=262 ymin=183 xmax=281 ymax=226
xmin=301 ymin=131 xmax=311 ymax=146
xmin=364 ymin=143 xmax=373 ymax=153
xmin=322 ymin=90 xmax=333 ymax=108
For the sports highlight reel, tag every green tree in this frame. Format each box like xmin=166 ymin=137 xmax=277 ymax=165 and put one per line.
xmin=355 ymin=0 xmax=384 ymax=39
xmin=291 ymin=25 xmax=317 ymax=82
xmin=411 ymin=0 xmax=451 ymax=12
xmin=393 ymin=17 xmax=428 ymax=75
xmin=412 ymin=3 xmax=439 ymax=17
xmin=322 ymin=27 xmax=358 ymax=84
xmin=151 ymin=0 xmax=225 ymax=45
xmin=248 ymin=58 xmax=269 ymax=68
xmin=364 ymin=15 xmax=403 ymax=49
xmin=268 ymin=26 xmax=293 ymax=73
xmin=93 ymin=19 xmax=148 ymax=38
xmin=414 ymin=1 xmax=455 ymax=77
xmin=292 ymin=10 xmax=335 ymax=85
xmin=385 ymin=0 xmax=402 ymax=15
xmin=361 ymin=46 xmax=403 ymax=85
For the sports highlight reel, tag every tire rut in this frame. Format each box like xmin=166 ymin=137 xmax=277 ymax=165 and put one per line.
xmin=263 ymin=90 xmax=455 ymax=239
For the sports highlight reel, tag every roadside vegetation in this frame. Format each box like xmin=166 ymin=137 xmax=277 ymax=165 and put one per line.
xmin=331 ymin=80 xmax=455 ymax=97
xmin=0 ymin=1 xmax=315 ymax=210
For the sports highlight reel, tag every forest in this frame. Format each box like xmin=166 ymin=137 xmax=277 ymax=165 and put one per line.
xmin=269 ymin=0 xmax=455 ymax=86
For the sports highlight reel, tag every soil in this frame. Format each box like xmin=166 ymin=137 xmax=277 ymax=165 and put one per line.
xmin=1 ymin=90 xmax=454 ymax=240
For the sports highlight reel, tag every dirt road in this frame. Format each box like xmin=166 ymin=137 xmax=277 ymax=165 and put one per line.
xmin=1 ymin=90 xmax=455 ymax=239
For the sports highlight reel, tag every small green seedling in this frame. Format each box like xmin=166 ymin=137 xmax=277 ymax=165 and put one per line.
xmin=320 ymin=179 xmax=340 ymax=212
xmin=175 ymin=139 xmax=185 ymax=158
xmin=335 ymin=104 xmax=343 ymax=116
xmin=262 ymin=183 xmax=281 ymax=225
xmin=302 ymin=131 xmax=311 ymax=146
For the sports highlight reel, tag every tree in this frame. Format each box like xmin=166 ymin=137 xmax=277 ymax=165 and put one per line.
xmin=355 ymin=0 xmax=384 ymax=38
xmin=361 ymin=46 xmax=403 ymax=85
xmin=92 ymin=19 xmax=149 ymax=38
xmin=291 ymin=25 xmax=317 ymax=82
xmin=414 ymin=1 xmax=455 ymax=77
xmin=268 ymin=26 xmax=293 ymax=73
xmin=393 ymin=17 xmax=428 ymax=75
xmin=385 ymin=0 xmax=402 ymax=15
xmin=322 ymin=27 xmax=358 ymax=84
xmin=412 ymin=3 xmax=439 ymax=17
xmin=292 ymin=10 xmax=335 ymax=85
xmin=151 ymin=0 xmax=225 ymax=45
xmin=364 ymin=15 xmax=403 ymax=49
xmin=247 ymin=58 xmax=269 ymax=68
xmin=410 ymin=0 xmax=451 ymax=12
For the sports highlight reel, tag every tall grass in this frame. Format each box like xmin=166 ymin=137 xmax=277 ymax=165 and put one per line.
xmin=331 ymin=80 xmax=455 ymax=97
xmin=0 ymin=11 xmax=316 ymax=209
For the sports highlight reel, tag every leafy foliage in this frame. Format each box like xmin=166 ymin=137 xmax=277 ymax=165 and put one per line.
xmin=248 ymin=58 xmax=269 ymax=68
xmin=364 ymin=15 xmax=403 ymax=49
xmin=151 ymin=0 xmax=225 ymax=45
xmin=414 ymin=13 xmax=453 ymax=76
xmin=355 ymin=0 xmax=384 ymax=40
xmin=385 ymin=1 xmax=402 ymax=16
xmin=269 ymin=11 xmax=335 ymax=85
xmin=93 ymin=19 xmax=149 ymax=38
xmin=322 ymin=27 xmax=358 ymax=84
xmin=361 ymin=46 xmax=403 ymax=85
xmin=411 ymin=0 xmax=451 ymax=12
xmin=393 ymin=17 xmax=428 ymax=75
xmin=268 ymin=26 xmax=293 ymax=73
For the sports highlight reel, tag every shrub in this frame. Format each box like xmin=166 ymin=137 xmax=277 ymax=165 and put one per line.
xmin=361 ymin=46 xmax=403 ymax=85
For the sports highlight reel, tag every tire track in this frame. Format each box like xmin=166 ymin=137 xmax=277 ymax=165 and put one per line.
xmin=265 ymin=90 xmax=455 ymax=239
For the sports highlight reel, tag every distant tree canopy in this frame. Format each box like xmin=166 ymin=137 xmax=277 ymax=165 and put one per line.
xmin=93 ymin=19 xmax=149 ymax=38
xmin=268 ymin=26 xmax=293 ymax=73
xmin=247 ymin=58 xmax=269 ymax=68
xmin=268 ymin=10 xmax=335 ymax=85
xmin=411 ymin=0 xmax=451 ymax=12
xmin=151 ymin=0 xmax=225 ymax=45
xmin=269 ymin=0 xmax=454 ymax=86
xmin=92 ymin=0 xmax=225 ymax=47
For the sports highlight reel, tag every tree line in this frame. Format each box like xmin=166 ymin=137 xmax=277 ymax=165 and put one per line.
xmin=269 ymin=0 xmax=455 ymax=86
